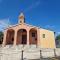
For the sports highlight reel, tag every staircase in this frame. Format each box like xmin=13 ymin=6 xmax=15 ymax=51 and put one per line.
xmin=0 ymin=45 xmax=40 ymax=60
xmin=0 ymin=45 xmax=60 ymax=60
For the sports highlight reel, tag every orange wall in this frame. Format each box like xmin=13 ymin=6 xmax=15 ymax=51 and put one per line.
xmin=38 ymin=28 xmax=56 ymax=48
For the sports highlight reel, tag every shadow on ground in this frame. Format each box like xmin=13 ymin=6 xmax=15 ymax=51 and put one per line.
xmin=29 ymin=57 xmax=60 ymax=60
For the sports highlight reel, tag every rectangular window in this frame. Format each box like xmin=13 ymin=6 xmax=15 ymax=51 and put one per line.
xmin=43 ymin=34 xmax=45 ymax=38
xmin=32 ymin=33 xmax=35 ymax=37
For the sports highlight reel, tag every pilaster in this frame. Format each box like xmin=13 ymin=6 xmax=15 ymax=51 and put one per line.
xmin=13 ymin=30 xmax=17 ymax=46
xmin=27 ymin=30 xmax=29 ymax=45
xmin=2 ymin=30 xmax=7 ymax=47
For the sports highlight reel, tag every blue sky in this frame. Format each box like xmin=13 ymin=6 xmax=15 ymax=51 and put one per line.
xmin=0 ymin=0 xmax=60 ymax=35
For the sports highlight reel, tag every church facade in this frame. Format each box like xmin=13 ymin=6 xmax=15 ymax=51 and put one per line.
xmin=2 ymin=13 xmax=56 ymax=48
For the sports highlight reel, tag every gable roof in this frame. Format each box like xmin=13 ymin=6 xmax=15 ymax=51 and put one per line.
xmin=4 ymin=23 xmax=40 ymax=30
xmin=4 ymin=23 xmax=54 ymax=32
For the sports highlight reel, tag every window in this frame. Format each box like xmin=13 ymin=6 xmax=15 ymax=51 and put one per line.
xmin=43 ymin=34 xmax=45 ymax=38
xmin=32 ymin=33 xmax=35 ymax=37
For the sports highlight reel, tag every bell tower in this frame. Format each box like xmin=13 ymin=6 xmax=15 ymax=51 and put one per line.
xmin=18 ymin=13 xmax=25 ymax=24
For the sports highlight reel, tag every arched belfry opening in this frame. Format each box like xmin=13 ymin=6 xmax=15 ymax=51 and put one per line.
xmin=6 ymin=29 xmax=15 ymax=45
xmin=17 ymin=29 xmax=27 ymax=45
xmin=18 ymin=13 xmax=25 ymax=24
xmin=29 ymin=28 xmax=37 ymax=45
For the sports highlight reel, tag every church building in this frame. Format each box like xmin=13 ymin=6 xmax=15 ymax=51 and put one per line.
xmin=2 ymin=13 xmax=56 ymax=48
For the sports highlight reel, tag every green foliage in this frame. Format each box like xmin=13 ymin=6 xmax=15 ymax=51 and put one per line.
xmin=0 ymin=31 xmax=3 ymax=44
xmin=56 ymin=34 xmax=60 ymax=41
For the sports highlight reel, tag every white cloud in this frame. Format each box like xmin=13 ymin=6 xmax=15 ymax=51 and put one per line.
xmin=57 ymin=32 xmax=60 ymax=35
xmin=45 ymin=25 xmax=55 ymax=30
xmin=55 ymin=32 xmax=60 ymax=36
xmin=0 ymin=19 xmax=11 ymax=31
xmin=45 ymin=25 xmax=55 ymax=28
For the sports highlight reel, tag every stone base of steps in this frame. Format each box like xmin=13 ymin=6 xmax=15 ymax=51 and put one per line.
xmin=1 ymin=45 xmax=39 ymax=50
xmin=0 ymin=45 xmax=60 ymax=60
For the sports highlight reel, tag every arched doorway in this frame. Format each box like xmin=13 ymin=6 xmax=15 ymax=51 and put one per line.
xmin=6 ymin=29 xmax=15 ymax=45
xmin=29 ymin=28 xmax=37 ymax=45
xmin=17 ymin=29 xmax=27 ymax=45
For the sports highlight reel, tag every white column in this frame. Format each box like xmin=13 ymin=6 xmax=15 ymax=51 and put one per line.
xmin=2 ymin=30 xmax=7 ymax=47
xmin=13 ymin=30 xmax=17 ymax=46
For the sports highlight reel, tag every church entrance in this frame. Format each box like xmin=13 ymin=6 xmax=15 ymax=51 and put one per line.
xmin=22 ymin=35 xmax=27 ymax=44
xmin=17 ymin=29 xmax=27 ymax=45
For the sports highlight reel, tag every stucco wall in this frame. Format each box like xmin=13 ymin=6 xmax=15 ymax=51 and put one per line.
xmin=3 ymin=24 xmax=56 ymax=48
xmin=39 ymin=28 xmax=56 ymax=48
